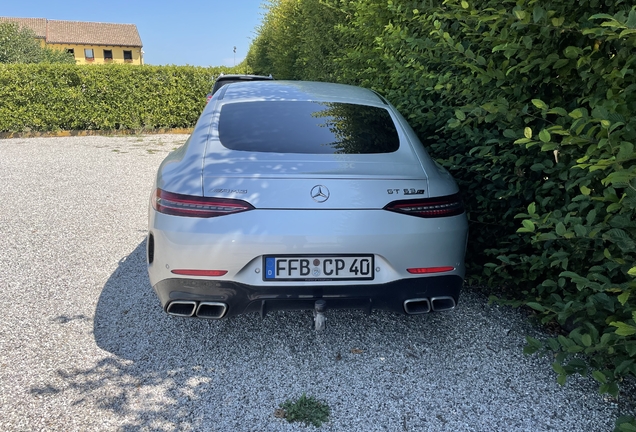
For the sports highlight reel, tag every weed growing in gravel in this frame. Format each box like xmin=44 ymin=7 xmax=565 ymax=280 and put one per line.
xmin=277 ymin=393 xmax=330 ymax=427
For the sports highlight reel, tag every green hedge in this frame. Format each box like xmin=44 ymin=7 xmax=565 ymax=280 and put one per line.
xmin=0 ymin=64 xmax=234 ymax=132
xmin=247 ymin=0 xmax=636 ymax=423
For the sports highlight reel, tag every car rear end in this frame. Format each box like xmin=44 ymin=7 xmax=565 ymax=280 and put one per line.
xmin=148 ymin=81 xmax=468 ymax=319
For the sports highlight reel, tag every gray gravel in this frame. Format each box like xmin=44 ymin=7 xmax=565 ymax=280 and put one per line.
xmin=0 ymin=135 xmax=634 ymax=431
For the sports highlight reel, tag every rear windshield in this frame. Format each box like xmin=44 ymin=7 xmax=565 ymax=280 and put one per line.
xmin=217 ymin=101 xmax=400 ymax=154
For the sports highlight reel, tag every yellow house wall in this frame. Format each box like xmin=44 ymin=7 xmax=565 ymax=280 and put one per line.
xmin=46 ymin=43 xmax=143 ymax=65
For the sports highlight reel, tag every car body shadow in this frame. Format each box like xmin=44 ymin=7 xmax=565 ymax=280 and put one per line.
xmin=78 ymin=239 xmax=467 ymax=428
xmin=92 ymin=240 xmax=459 ymax=363
xmin=31 ymin=240 xmax=614 ymax=431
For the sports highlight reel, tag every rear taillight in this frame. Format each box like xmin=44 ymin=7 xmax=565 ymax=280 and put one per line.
xmin=384 ymin=193 xmax=464 ymax=218
xmin=171 ymin=269 xmax=227 ymax=276
xmin=407 ymin=267 xmax=455 ymax=274
xmin=152 ymin=189 xmax=254 ymax=218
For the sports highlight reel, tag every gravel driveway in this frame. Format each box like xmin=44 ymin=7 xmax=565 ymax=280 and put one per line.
xmin=0 ymin=135 xmax=634 ymax=431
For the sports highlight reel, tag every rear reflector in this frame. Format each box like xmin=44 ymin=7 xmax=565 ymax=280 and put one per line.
xmin=153 ymin=189 xmax=254 ymax=218
xmin=171 ymin=269 xmax=228 ymax=277
xmin=407 ymin=267 xmax=455 ymax=274
xmin=384 ymin=193 xmax=464 ymax=218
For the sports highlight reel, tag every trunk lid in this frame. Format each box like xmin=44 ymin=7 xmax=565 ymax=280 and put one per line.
xmin=202 ymin=153 xmax=429 ymax=209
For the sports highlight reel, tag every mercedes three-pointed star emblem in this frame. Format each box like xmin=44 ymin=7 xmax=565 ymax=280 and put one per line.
xmin=310 ymin=185 xmax=330 ymax=203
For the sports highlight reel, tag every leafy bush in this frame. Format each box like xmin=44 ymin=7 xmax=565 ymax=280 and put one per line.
xmin=247 ymin=0 xmax=636 ymax=421
xmin=402 ymin=1 xmax=636 ymax=400
xmin=0 ymin=63 xmax=234 ymax=132
xmin=246 ymin=0 xmax=347 ymax=81
xmin=0 ymin=22 xmax=74 ymax=64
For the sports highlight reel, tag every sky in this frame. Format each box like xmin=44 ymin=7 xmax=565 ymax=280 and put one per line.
xmin=3 ymin=0 xmax=266 ymax=67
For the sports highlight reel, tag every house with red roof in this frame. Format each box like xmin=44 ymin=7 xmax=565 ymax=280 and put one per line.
xmin=0 ymin=17 xmax=143 ymax=65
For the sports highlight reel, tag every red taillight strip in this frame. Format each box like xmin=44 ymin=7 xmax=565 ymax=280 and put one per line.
xmin=171 ymin=269 xmax=228 ymax=277
xmin=384 ymin=193 xmax=464 ymax=218
xmin=153 ymin=189 xmax=254 ymax=218
xmin=407 ymin=267 xmax=455 ymax=274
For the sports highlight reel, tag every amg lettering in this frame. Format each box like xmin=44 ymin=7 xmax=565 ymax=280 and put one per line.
xmin=212 ymin=188 xmax=247 ymax=194
xmin=403 ymin=188 xmax=425 ymax=195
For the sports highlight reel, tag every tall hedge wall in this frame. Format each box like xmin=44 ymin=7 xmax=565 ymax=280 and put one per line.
xmin=0 ymin=64 xmax=233 ymax=132
xmin=248 ymin=0 xmax=636 ymax=423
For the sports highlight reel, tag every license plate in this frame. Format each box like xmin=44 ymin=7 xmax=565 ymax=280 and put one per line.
xmin=263 ymin=255 xmax=374 ymax=281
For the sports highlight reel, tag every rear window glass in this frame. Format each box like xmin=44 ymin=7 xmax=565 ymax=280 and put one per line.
xmin=218 ymin=101 xmax=400 ymax=154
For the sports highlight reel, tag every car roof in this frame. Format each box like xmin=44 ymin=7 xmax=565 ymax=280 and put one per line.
xmin=218 ymin=80 xmax=387 ymax=106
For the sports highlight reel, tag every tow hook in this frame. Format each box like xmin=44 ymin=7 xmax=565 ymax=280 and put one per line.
xmin=314 ymin=299 xmax=326 ymax=331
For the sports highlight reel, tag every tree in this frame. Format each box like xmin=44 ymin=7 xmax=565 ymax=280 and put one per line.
xmin=0 ymin=22 xmax=74 ymax=64
xmin=246 ymin=0 xmax=348 ymax=81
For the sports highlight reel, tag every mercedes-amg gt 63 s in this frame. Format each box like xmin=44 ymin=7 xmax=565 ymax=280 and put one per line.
xmin=147 ymin=80 xmax=468 ymax=326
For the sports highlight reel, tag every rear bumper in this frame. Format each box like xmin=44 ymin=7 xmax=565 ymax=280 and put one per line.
xmin=153 ymin=274 xmax=463 ymax=318
xmin=148 ymin=209 xmax=468 ymax=288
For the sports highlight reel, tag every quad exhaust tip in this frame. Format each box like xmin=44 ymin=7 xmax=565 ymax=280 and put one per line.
xmin=167 ymin=297 xmax=452 ymax=318
xmin=431 ymin=296 xmax=456 ymax=312
xmin=404 ymin=296 xmax=457 ymax=314
xmin=166 ymin=301 xmax=228 ymax=319
xmin=196 ymin=302 xmax=228 ymax=319
xmin=166 ymin=301 xmax=197 ymax=317
xmin=403 ymin=298 xmax=431 ymax=315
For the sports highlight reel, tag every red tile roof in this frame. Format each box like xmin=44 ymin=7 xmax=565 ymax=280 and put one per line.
xmin=47 ymin=20 xmax=142 ymax=47
xmin=0 ymin=17 xmax=142 ymax=47
xmin=0 ymin=17 xmax=47 ymax=38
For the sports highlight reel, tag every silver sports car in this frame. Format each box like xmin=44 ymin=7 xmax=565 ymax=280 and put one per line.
xmin=147 ymin=80 xmax=468 ymax=327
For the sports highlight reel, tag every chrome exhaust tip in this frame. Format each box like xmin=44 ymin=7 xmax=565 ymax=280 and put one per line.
xmin=403 ymin=298 xmax=431 ymax=315
xmin=166 ymin=301 xmax=197 ymax=317
xmin=196 ymin=302 xmax=228 ymax=319
xmin=431 ymin=296 xmax=456 ymax=312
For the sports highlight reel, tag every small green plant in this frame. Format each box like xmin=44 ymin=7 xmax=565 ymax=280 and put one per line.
xmin=615 ymin=415 xmax=636 ymax=432
xmin=278 ymin=393 xmax=330 ymax=427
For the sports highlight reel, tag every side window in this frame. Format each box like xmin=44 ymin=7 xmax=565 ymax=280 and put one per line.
xmin=84 ymin=48 xmax=94 ymax=61
xmin=103 ymin=50 xmax=113 ymax=61
xmin=123 ymin=50 xmax=132 ymax=61
xmin=65 ymin=48 xmax=74 ymax=56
